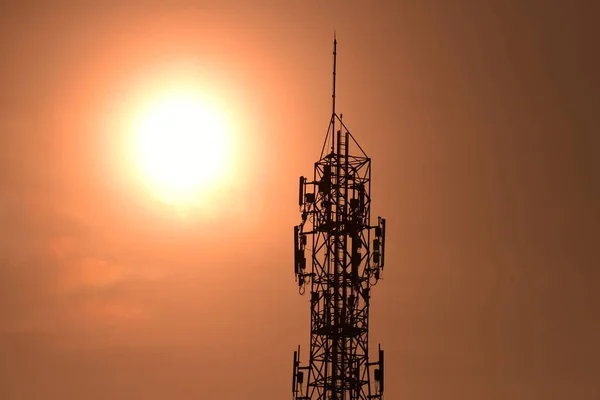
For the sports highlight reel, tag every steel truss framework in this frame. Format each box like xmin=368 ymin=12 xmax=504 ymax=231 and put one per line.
xmin=292 ymin=37 xmax=387 ymax=400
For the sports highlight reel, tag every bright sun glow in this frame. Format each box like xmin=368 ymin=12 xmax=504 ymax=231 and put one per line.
xmin=130 ymin=90 xmax=232 ymax=205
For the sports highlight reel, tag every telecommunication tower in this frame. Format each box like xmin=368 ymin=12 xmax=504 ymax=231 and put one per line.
xmin=291 ymin=36 xmax=387 ymax=400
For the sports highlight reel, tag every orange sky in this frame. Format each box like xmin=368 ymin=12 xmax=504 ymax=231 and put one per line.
xmin=1 ymin=1 xmax=599 ymax=399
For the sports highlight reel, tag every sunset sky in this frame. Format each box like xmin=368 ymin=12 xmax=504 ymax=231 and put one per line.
xmin=1 ymin=1 xmax=598 ymax=399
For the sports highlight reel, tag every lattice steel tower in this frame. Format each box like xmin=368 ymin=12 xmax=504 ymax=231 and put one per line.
xmin=292 ymin=36 xmax=387 ymax=400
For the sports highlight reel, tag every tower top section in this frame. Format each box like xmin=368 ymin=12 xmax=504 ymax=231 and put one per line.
xmin=320 ymin=35 xmax=369 ymax=160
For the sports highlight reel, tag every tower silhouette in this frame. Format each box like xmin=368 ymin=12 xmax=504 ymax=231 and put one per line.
xmin=292 ymin=35 xmax=387 ymax=400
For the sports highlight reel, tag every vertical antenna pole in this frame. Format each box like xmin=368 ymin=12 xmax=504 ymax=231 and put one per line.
xmin=332 ymin=32 xmax=337 ymax=117
xmin=331 ymin=32 xmax=337 ymax=155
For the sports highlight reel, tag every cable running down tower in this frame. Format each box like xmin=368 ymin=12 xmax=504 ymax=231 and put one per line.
xmin=292 ymin=36 xmax=387 ymax=400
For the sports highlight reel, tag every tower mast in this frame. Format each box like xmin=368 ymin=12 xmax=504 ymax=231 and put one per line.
xmin=293 ymin=36 xmax=387 ymax=400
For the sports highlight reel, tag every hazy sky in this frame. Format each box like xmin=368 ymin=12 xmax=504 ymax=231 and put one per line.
xmin=1 ymin=1 xmax=598 ymax=399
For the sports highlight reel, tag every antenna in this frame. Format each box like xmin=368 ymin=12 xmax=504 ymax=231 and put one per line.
xmin=330 ymin=32 xmax=338 ymax=155
xmin=332 ymin=31 xmax=337 ymax=117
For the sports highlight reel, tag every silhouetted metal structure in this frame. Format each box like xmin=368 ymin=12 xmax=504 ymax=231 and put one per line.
xmin=292 ymin=36 xmax=387 ymax=400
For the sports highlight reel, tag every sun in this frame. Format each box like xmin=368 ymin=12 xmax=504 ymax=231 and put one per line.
xmin=130 ymin=90 xmax=231 ymax=205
